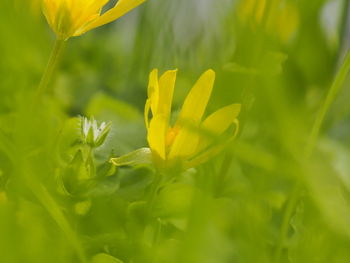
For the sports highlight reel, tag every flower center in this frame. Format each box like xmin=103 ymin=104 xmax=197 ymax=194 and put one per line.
xmin=165 ymin=126 xmax=180 ymax=148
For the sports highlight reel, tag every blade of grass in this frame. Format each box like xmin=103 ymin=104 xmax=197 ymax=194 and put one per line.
xmin=305 ymin=51 xmax=350 ymax=158
xmin=274 ymin=50 xmax=350 ymax=263
xmin=30 ymin=181 xmax=87 ymax=263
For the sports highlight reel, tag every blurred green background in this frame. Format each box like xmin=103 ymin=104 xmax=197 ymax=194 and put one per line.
xmin=1 ymin=0 xmax=350 ymax=262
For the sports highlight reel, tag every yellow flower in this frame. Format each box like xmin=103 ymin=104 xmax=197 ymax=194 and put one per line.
xmin=238 ymin=0 xmax=266 ymax=25
xmin=145 ymin=69 xmax=241 ymax=170
xmin=238 ymin=0 xmax=299 ymax=43
xmin=42 ymin=0 xmax=146 ymax=40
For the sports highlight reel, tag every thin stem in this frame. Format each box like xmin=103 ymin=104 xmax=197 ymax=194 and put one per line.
xmin=274 ymin=50 xmax=350 ymax=262
xmin=147 ymin=171 xmax=162 ymax=218
xmin=273 ymin=182 xmax=301 ymax=263
xmin=26 ymin=38 xmax=83 ymax=260
xmin=34 ymin=38 xmax=66 ymax=100
xmin=305 ymin=51 xmax=350 ymax=158
xmin=86 ymin=145 xmax=96 ymax=179
xmin=152 ymin=218 xmax=162 ymax=246
xmin=17 ymin=158 xmax=87 ymax=263
xmin=214 ymin=154 xmax=232 ymax=197
xmin=142 ymin=170 xmax=162 ymax=261
xmin=338 ymin=0 xmax=350 ymax=59
xmin=32 ymin=183 xmax=87 ymax=263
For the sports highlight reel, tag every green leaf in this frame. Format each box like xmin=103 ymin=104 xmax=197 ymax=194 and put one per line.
xmin=85 ymin=93 xmax=141 ymax=121
xmin=110 ymin=148 xmax=152 ymax=167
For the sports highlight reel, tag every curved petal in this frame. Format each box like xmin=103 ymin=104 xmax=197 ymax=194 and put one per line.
xmin=196 ymin=103 xmax=241 ymax=151
xmin=186 ymin=119 xmax=240 ymax=169
xmin=71 ymin=0 xmax=109 ymax=32
xmin=201 ymin=104 xmax=241 ymax=134
xmin=176 ymin=69 xmax=215 ymax=126
xmin=77 ymin=0 xmax=146 ymax=35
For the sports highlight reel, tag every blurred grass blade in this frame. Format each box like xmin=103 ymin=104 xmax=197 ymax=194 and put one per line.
xmin=305 ymin=51 xmax=350 ymax=157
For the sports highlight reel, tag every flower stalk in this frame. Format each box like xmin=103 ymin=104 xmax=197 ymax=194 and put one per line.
xmin=35 ymin=38 xmax=66 ymax=100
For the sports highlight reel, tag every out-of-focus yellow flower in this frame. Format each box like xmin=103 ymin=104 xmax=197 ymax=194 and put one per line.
xmin=42 ymin=0 xmax=146 ymax=40
xmin=144 ymin=69 xmax=241 ymax=170
xmin=238 ymin=0 xmax=267 ymax=25
xmin=273 ymin=2 xmax=299 ymax=43
xmin=238 ymin=0 xmax=299 ymax=43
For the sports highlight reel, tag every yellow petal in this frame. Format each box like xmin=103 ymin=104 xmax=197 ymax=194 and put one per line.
xmin=202 ymin=104 xmax=241 ymax=135
xmin=148 ymin=69 xmax=159 ymax=115
xmin=147 ymin=115 xmax=167 ymax=160
xmin=146 ymin=70 xmax=177 ymax=159
xmin=168 ymin=69 xmax=215 ymax=161
xmin=186 ymin=119 xmax=240 ymax=169
xmin=71 ymin=0 xmax=109 ymax=30
xmin=176 ymin=69 xmax=215 ymax=126
xmin=196 ymin=103 xmax=241 ymax=152
xmin=77 ymin=0 xmax=146 ymax=35
xmin=144 ymin=99 xmax=151 ymax=130
xmin=167 ymin=120 xmax=200 ymax=161
xmin=42 ymin=0 xmax=57 ymax=29
xmin=168 ymin=104 xmax=241 ymax=162
xmin=157 ymin=69 xmax=177 ymax=120
xmin=186 ymin=142 xmax=226 ymax=169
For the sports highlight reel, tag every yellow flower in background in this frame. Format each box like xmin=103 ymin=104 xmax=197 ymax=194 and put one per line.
xmin=144 ymin=69 xmax=241 ymax=170
xmin=238 ymin=0 xmax=299 ymax=43
xmin=238 ymin=0 xmax=266 ymax=25
xmin=42 ymin=0 xmax=146 ymax=40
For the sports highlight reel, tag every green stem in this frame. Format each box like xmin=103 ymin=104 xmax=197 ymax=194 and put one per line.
xmin=86 ymin=145 xmax=96 ymax=179
xmin=147 ymin=171 xmax=162 ymax=218
xmin=31 ymin=183 xmax=87 ymax=263
xmin=153 ymin=218 xmax=162 ymax=244
xmin=17 ymin=157 xmax=87 ymax=263
xmin=140 ymin=171 xmax=162 ymax=261
xmin=34 ymin=38 xmax=66 ymax=99
xmin=338 ymin=0 xmax=349 ymax=55
xmin=305 ymin=51 xmax=350 ymax=158
xmin=273 ymin=182 xmax=301 ymax=263
xmin=214 ymin=154 xmax=232 ymax=197
xmin=274 ymin=50 xmax=350 ymax=262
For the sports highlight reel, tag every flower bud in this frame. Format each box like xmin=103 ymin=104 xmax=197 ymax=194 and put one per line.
xmin=80 ymin=116 xmax=111 ymax=148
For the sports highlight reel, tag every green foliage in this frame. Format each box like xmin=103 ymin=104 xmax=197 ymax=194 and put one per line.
xmin=1 ymin=0 xmax=350 ymax=263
